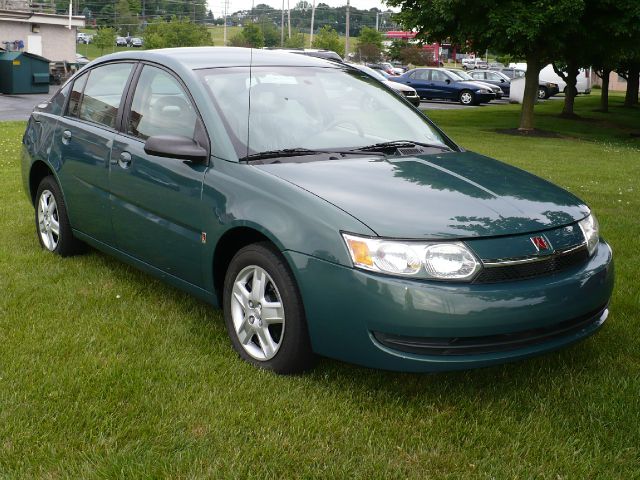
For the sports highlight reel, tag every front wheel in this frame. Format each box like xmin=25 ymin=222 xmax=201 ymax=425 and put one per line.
xmin=538 ymin=86 xmax=549 ymax=99
xmin=459 ymin=90 xmax=475 ymax=105
xmin=223 ymin=242 xmax=315 ymax=374
xmin=35 ymin=176 xmax=84 ymax=256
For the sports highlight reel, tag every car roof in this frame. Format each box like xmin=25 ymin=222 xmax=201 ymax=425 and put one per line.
xmin=93 ymin=47 xmax=340 ymax=70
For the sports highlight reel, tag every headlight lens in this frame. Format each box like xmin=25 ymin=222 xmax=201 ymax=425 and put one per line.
xmin=477 ymin=88 xmax=492 ymax=94
xmin=342 ymin=234 xmax=480 ymax=280
xmin=578 ymin=214 xmax=599 ymax=255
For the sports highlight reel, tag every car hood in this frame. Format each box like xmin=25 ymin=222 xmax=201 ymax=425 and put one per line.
xmin=458 ymin=80 xmax=495 ymax=91
xmin=385 ymin=81 xmax=416 ymax=93
xmin=254 ymin=151 xmax=589 ymax=239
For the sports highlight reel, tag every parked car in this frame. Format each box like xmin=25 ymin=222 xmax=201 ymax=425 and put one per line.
xmin=380 ymin=61 xmax=404 ymax=75
xmin=445 ymin=68 xmax=504 ymax=99
xmin=348 ymin=63 xmax=421 ymax=107
xmin=22 ymin=48 xmax=613 ymax=374
xmin=267 ymin=48 xmax=343 ymax=62
xmin=499 ymin=68 xmax=526 ymax=79
xmin=76 ymin=32 xmax=93 ymax=44
xmin=367 ymin=62 xmax=397 ymax=76
xmin=467 ymin=69 xmax=511 ymax=96
xmin=461 ymin=58 xmax=488 ymax=70
xmin=500 ymin=67 xmax=559 ymax=99
xmin=115 ymin=37 xmax=128 ymax=47
xmin=75 ymin=54 xmax=90 ymax=69
xmin=130 ymin=37 xmax=143 ymax=48
xmin=390 ymin=67 xmax=496 ymax=105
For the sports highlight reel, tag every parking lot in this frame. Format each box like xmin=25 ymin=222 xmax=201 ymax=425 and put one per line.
xmin=0 ymin=90 xmax=514 ymax=122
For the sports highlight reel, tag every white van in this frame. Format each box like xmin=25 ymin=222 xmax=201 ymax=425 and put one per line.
xmin=539 ymin=64 xmax=591 ymax=94
xmin=509 ymin=63 xmax=591 ymax=94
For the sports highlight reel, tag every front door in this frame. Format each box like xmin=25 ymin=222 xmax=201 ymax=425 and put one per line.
xmin=109 ymin=65 xmax=208 ymax=286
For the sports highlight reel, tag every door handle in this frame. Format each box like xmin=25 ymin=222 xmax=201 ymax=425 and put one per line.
xmin=61 ymin=130 xmax=71 ymax=145
xmin=118 ymin=151 xmax=132 ymax=169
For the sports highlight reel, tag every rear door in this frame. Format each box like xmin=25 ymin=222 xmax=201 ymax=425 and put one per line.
xmin=49 ymin=62 xmax=134 ymax=244
xmin=109 ymin=64 xmax=208 ymax=286
xmin=404 ymin=69 xmax=430 ymax=98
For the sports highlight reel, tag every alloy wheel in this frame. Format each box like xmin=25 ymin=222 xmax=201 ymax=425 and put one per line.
xmin=460 ymin=92 xmax=473 ymax=105
xmin=37 ymin=190 xmax=60 ymax=251
xmin=230 ymin=265 xmax=285 ymax=361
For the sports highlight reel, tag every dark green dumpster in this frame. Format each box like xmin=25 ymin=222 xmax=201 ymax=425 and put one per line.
xmin=0 ymin=51 xmax=50 ymax=95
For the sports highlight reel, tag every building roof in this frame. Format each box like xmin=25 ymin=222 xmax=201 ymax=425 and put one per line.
xmin=0 ymin=8 xmax=85 ymax=27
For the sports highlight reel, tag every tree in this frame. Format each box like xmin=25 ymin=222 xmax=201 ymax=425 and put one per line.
xmin=230 ymin=23 xmax=265 ymax=48
xmin=115 ymin=0 xmax=139 ymax=36
xmin=143 ymin=17 xmax=213 ymax=49
xmin=285 ymin=32 xmax=305 ymax=48
xmin=312 ymin=25 xmax=344 ymax=57
xmin=386 ymin=0 xmax=585 ymax=131
xmin=93 ymin=27 xmax=116 ymax=55
xmin=357 ymin=26 xmax=383 ymax=62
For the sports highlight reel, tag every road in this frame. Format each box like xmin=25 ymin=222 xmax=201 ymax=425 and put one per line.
xmin=0 ymin=89 xmax=58 ymax=122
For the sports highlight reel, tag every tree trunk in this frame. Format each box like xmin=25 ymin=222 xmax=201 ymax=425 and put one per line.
xmin=600 ymin=69 xmax=610 ymax=112
xmin=624 ymin=64 xmax=639 ymax=107
xmin=519 ymin=54 xmax=541 ymax=131
xmin=561 ymin=59 xmax=579 ymax=118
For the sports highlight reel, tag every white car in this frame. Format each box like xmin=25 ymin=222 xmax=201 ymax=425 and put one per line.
xmin=76 ymin=32 xmax=93 ymax=44
xmin=462 ymin=58 xmax=488 ymax=70
xmin=539 ymin=64 xmax=591 ymax=94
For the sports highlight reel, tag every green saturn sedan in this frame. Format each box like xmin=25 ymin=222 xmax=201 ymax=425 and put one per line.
xmin=21 ymin=47 xmax=614 ymax=374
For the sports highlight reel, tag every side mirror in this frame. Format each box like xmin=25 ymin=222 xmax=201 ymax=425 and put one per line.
xmin=500 ymin=78 xmax=505 ymax=83
xmin=445 ymin=79 xmax=451 ymax=84
xmin=144 ymin=135 xmax=208 ymax=163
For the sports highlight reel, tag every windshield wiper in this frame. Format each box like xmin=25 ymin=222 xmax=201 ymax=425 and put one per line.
xmin=240 ymin=147 xmax=385 ymax=162
xmin=348 ymin=140 xmax=452 ymax=154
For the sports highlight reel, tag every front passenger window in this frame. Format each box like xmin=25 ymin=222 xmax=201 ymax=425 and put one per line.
xmin=128 ymin=66 xmax=198 ymax=141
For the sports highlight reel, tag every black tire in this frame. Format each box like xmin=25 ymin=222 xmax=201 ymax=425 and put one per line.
xmin=459 ymin=90 xmax=476 ymax=105
xmin=538 ymin=86 xmax=549 ymax=99
xmin=223 ymin=242 xmax=315 ymax=374
xmin=34 ymin=176 xmax=84 ymax=257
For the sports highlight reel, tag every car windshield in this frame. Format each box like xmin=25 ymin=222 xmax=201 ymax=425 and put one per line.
xmin=449 ymin=70 xmax=473 ymax=81
xmin=199 ymin=65 xmax=449 ymax=159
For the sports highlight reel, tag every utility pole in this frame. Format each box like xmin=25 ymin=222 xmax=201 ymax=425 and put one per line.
xmin=287 ymin=0 xmax=291 ymax=39
xmin=344 ymin=0 xmax=350 ymax=58
xmin=280 ymin=0 xmax=285 ymax=46
xmin=375 ymin=12 xmax=379 ymax=31
xmin=309 ymin=0 xmax=316 ymax=47
xmin=223 ymin=0 xmax=228 ymax=46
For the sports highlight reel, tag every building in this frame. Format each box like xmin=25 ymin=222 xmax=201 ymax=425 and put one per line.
xmin=0 ymin=0 xmax=84 ymax=63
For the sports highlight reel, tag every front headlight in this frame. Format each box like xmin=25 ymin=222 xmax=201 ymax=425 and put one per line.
xmin=578 ymin=214 xmax=599 ymax=255
xmin=342 ymin=233 xmax=481 ymax=281
xmin=476 ymin=88 xmax=493 ymax=94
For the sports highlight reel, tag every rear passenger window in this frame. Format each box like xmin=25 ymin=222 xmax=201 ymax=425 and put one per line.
xmin=128 ymin=66 xmax=197 ymax=141
xmin=78 ymin=63 xmax=133 ymax=128
xmin=67 ymin=73 xmax=88 ymax=118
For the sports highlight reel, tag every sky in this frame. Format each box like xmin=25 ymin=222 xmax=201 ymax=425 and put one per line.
xmin=207 ymin=0 xmax=393 ymax=16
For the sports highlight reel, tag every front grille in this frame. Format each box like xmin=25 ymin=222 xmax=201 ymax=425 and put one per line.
xmin=373 ymin=304 xmax=607 ymax=356
xmin=474 ymin=246 xmax=590 ymax=284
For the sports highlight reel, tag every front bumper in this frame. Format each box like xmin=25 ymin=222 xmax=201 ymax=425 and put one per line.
xmin=476 ymin=93 xmax=496 ymax=103
xmin=285 ymin=240 xmax=613 ymax=372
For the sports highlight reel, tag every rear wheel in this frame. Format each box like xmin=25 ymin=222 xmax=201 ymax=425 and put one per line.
xmin=223 ymin=242 xmax=315 ymax=374
xmin=459 ymin=90 xmax=475 ymax=105
xmin=35 ymin=176 xmax=84 ymax=256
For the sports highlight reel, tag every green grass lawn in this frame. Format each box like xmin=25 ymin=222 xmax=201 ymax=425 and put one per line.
xmin=1 ymin=94 xmax=639 ymax=478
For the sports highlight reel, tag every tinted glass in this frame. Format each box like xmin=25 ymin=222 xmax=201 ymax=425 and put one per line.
xmin=431 ymin=70 xmax=449 ymax=82
xmin=128 ymin=66 xmax=197 ymax=141
xmin=67 ymin=73 xmax=88 ymax=118
xmin=199 ymin=66 xmax=448 ymax=158
xmin=78 ymin=63 xmax=133 ymax=128
xmin=48 ymin=82 xmax=71 ymax=115
xmin=410 ymin=70 xmax=429 ymax=80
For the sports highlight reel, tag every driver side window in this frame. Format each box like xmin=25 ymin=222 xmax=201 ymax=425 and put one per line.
xmin=128 ymin=66 xmax=197 ymax=141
